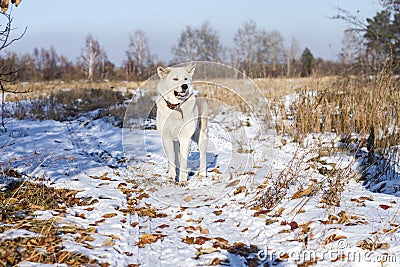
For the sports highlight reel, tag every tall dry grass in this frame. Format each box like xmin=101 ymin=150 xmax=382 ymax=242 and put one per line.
xmin=255 ymin=67 xmax=400 ymax=193
xmin=297 ymin=73 xmax=398 ymax=149
xmin=256 ymin=71 xmax=399 ymax=150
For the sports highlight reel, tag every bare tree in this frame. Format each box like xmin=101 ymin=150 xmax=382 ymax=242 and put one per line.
xmin=231 ymin=48 xmax=240 ymax=71
xmin=171 ymin=21 xmax=222 ymax=62
xmin=339 ymin=30 xmax=362 ymax=65
xmin=259 ymin=30 xmax=285 ymax=74
xmin=124 ymin=30 xmax=156 ymax=80
xmin=0 ymin=12 xmax=27 ymax=131
xmin=79 ymin=34 xmax=108 ymax=81
xmin=233 ymin=20 xmax=259 ymax=74
xmin=195 ymin=21 xmax=222 ymax=61
xmin=171 ymin=25 xmax=197 ymax=62
xmin=233 ymin=20 xmax=286 ymax=77
xmin=285 ymin=37 xmax=300 ymax=76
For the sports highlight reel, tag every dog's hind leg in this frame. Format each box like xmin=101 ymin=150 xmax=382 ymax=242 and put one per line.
xmin=198 ymin=117 xmax=208 ymax=177
xmin=197 ymin=99 xmax=209 ymax=178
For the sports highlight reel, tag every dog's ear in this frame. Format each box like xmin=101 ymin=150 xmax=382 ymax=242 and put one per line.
xmin=186 ymin=64 xmax=196 ymax=76
xmin=157 ymin=66 xmax=171 ymax=80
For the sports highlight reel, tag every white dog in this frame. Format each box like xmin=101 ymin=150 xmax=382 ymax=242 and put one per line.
xmin=156 ymin=64 xmax=208 ymax=185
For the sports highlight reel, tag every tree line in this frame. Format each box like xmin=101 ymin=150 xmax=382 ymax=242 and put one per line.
xmin=0 ymin=1 xmax=399 ymax=82
xmin=0 ymin=21 xmax=335 ymax=82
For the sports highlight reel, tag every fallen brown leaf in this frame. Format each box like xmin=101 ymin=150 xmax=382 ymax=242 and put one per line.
xmin=136 ymin=233 xmax=165 ymax=248
xmin=213 ymin=210 xmax=223 ymax=216
xmin=184 ymin=196 xmax=193 ymax=202
xmin=292 ymin=184 xmax=314 ymax=199
xmin=226 ymin=180 xmax=240 ymax=187
xmin=103 ymin=213 xmax=117 ymax=218
xmin=210 ymin=168 xmax=222 ymax=174
xmin=253 ymin=209 xmax=271 ymax=217
xmin=206 ymin=257 xmax=223 ymax=266
xmin=102 ymin=238 xmax=115 ymax=247
xmin=157 ymin=224 xmax=169 ymax=229
xmin=379 ymin=204 xmax=392 ymax=210
xmin=322 ymin=234 xmax=346 ymax=245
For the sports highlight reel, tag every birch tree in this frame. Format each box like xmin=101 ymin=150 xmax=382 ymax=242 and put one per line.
xmin=124 ymin=30 xmax=155 ymax=80
xmin=233 ymin=20 xmax=259 ymax=72
xmin=285 ymin=37 xmax=300 ymax=76
xmin=79 ymin=34 xmax=108 ymax=81
xmin=339 ymin=30 xmax=362 ymax=65
xmin=233 ymin=20 xmax=286 ymax=77
xmin=171 ymin=21 xmax=222 ymax=62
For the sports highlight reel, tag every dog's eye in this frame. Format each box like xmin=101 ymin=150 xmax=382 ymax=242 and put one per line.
xmin=184 ymin=78 xmax=188 ymax=81
xmin=173 ymin=78 xmax=178 ymax=81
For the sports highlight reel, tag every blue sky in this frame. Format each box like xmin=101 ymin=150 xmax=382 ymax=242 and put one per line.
xmin=7 ymin=0 xmax=381 ymax=66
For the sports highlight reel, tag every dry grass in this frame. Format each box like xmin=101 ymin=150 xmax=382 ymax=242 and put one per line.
xmin=5 ymin=82 xmax=136 ymax=124
xmin=254 ymin=70 xmax=400 ymax=151
xmin=251 ymin=141 xmax=358 ymax=211
xmin=6 ymin=80 xmax=142 ymax=96
xmin=255 ymin=70 xmax=400 ymax=196
xmin=0 ymin=177 xmax=99 ymax=266
xmin=254 ymin=76 xmax=335 ymax=99
xmin=251 ymin=147 xmax=313 ymax=210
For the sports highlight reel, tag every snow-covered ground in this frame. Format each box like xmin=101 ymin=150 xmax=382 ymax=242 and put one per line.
xmin=1 ymin=109 xmax=400 ymax=266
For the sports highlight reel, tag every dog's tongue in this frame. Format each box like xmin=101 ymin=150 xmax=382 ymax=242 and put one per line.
xmin=179 ymin=92 xmax=186 ymax=97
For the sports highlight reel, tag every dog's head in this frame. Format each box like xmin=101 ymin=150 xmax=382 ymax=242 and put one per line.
xmin=157 ymin=64 xmax=196 ymax=102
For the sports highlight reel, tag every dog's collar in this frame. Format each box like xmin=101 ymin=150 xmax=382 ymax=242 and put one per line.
xmin=162 ymin=93 xmax=193 ymax=119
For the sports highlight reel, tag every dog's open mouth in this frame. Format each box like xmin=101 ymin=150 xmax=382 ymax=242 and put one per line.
xmin=174 ymin=91 xmax=187 ymax=98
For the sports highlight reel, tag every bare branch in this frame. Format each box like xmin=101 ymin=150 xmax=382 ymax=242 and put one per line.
xmin=329 ymin=5 xmax=368 ymax=33
xmin=0 ymin=12 xmax=26 ymax=51
xmin=0 ymin=8 xmax=27 ymax=132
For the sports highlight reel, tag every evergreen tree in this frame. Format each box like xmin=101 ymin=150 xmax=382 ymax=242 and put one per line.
xmin=300 ymin=47 xmax=314 ymax=76
xmin=364 ymin=10 xmax=394 ymax=64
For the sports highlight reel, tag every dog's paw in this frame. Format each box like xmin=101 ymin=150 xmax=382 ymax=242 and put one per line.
xmin=198 ymin=172 xmax=207 ymax=178
xmin=167 ymin=176 xmax=176 ymax=183
xmin=178 ymin=180 xmax=188 ymax=186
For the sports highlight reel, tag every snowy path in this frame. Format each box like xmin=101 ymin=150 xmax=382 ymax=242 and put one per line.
xmin=1 ymin=118 xmax=400 ymax=267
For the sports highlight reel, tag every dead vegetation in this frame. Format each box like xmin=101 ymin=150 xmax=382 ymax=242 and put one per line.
xmin=262 ymin=71 xmax=399 ymax=150
xmin=4 ymin=81 xmax=136 ymax=125
xmin=254 ymin=64 xmax=400 ymax=197
xmin=0 ymin=178 xmax=101 ymax=266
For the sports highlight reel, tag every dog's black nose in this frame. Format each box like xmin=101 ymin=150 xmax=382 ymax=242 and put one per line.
xmin=181 ymin=84 xmax=188 ymax=90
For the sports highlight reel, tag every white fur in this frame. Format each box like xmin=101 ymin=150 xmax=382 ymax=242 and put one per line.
xmin=156 ymin=65 xmax=208 ymax=185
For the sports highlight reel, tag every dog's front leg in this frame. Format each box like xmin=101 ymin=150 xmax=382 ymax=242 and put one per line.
xmin=178 ymin=137 xmax=190 ymax=185
xmin=162 ymin=136 xmax=176 ymax=182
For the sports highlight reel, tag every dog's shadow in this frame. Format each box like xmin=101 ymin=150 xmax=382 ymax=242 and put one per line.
xmin=172 ymin=143 xmax=217 ymax=179
xmin=187 ymin=151 xmax=217 ymax=174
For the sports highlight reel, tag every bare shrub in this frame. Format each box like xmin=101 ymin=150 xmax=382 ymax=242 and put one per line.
xmin=250 ymin=147 xmax=312 ymax=210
